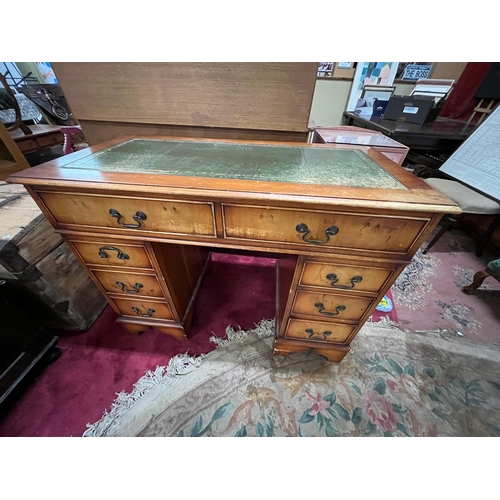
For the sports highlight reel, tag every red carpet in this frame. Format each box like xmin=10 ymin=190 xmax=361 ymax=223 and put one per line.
xmin=0 ymin=253 xmax=396 ymax=437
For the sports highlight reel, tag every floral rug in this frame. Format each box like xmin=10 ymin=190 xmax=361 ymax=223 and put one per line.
xmin=391 ymin=226 xmax=500 ymax=344
xmin=84 ymin=319 xmax=500 ymax=437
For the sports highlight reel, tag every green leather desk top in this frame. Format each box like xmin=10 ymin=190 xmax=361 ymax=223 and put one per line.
xmin=62 ymin=138 xmax=407 ymax=190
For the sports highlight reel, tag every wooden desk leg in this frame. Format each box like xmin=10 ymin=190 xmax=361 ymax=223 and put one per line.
xmin=121 ymin=322 xmax=147 ymax=336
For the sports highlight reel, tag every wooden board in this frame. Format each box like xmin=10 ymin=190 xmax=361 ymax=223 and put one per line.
xmin=79 ymin=120 xmax=310 ymax=146
xmin=51 ymin=62 xmax=318 ymax=135
xmin=0 ymin=122 xmax=30 ymax=181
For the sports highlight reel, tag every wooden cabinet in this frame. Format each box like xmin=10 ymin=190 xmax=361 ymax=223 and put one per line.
xmin=311 ymin=126 xmax=409 ymax=165
xmin=0 ymin=183 xmax=107 ymax=331
xmin=8 ymin=136 xmax=460 ymax=362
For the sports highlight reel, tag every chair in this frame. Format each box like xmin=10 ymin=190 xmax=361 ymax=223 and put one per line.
xmin=422 ymin=178 xmax=500 ymax=257
xmin=462 ymin=258 xmax=500 ymax=293
xmin=0 ymin=73 xmax=33 ymax=136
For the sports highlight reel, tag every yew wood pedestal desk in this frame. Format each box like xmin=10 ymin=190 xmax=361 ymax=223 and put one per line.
xmin=8 ymin=137 xmax=460 ymax=362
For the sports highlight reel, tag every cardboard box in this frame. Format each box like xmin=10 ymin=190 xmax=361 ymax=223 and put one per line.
xmin=383 ymin=95 xmax=440 ymax=124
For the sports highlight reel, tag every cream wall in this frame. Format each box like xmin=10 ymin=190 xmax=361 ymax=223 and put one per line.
xmin=309 ymin=79 xmax=351 ymax=127
xmin=309 ymin=80 xmax=416 ymax=127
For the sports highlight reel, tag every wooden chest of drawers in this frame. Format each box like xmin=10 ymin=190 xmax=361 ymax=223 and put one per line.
xmin=7 ymin=136 xmax=460 ymax=362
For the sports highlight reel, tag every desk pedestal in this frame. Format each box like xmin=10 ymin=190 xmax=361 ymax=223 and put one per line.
xmin=64 ymin=231 xmax=414 ymax=363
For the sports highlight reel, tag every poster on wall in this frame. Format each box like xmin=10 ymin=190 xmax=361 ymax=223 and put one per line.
xmin=395 ymin=62 xmax=433 ymax=81
xmin=346 ymin=62 xmax=399 ymax=112
xmin=317 ymin=62 xmax=334 ymax=77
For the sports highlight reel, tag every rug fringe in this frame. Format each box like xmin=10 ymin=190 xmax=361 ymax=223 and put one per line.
xmin=366 ymin=315 xmax=400 ymax=328
xmin=209 ymin=318 xmax=275 ymax=348
xmin=83 ymin=352 xmax=204 ymax=437
xmin=83 ymin=318 xmax=274 ymax=437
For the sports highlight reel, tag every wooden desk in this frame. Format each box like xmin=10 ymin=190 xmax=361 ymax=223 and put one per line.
xmin=10 ymin=125 xmax=64 ymax=155
xmin=343 ymin=112 xmax=477 ymax=156
xmin=8 ymin=137 xmax=460 ymax=362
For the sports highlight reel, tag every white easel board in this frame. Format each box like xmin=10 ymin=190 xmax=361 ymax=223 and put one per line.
xmin=440 ymin=105 xmax=500 ymax=200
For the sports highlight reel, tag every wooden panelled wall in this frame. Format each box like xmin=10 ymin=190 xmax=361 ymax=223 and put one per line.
xmin=51 ymin=63 xmax=319 ymax=144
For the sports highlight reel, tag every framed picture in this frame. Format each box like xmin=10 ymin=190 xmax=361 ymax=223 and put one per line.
xmin=346 ymin=62 xmax=399 ymax=111
xmin=317 ymin=62 xmax=334 ymax=77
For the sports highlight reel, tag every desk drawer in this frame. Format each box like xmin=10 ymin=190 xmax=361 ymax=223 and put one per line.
xmin=92 ymin=270 xmax=164 ymax=298
xmin=291 ymin=291 xmax=374 ymax=322
xmin=69 ymin=240 xmax=154 ymax=269
xmin=36 ymin=132 xmax=64 ymax=148
xmin=223 ymin=204 xmax=427 ymax=254
xmin=285 ymin=319 xmax=355 ymax=344
xmin=112 ymin=297 xmax=174 ymax=320
xmin=37 ymin=191 xmax=216 ymax=237
xmin=16 ymin=138 xmax=39 ymax=154
xmin=299 ymin=261 xmax=395 ymax=293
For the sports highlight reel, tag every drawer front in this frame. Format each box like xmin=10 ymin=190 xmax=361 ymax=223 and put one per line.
xmin=300 ymin=261 xmax=395 ymax=293
xmin=16 ymin=138 xmax=39 ymax=153
xmin=292 ymin=291 xmax=374 ymax=322
xmin=92 ymin=270 xmax=164 ymax=297
xmin=112 ymin=298 xmax=173 ymax=320
xmin=70 ymin=240 xmax=153 ymax=269
xmin=37 ymin=132 xmax=64 ymax=148
xmin=285 ymin=319 xmax=355 ymax=344
xmin=223 ymin=204 xmax=427 ymax=253
xmin=38 ymin=191 xmax=216 ymax=237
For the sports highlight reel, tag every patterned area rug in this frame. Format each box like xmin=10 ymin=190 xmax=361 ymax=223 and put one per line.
xmin=391 ymin=226 xmax=500 ymax=343
xmin=84 ymin=319 xmax=500 ymax=437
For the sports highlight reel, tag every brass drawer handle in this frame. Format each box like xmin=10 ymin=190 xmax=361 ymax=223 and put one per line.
xmin=109 ymin=209 xmax=147 ymax=229
xmin=296 ymin=223 xmax=339 ymax=245
xmin=326 ymin=273 xmax=363 ymax=289
xmin=98 ymin=246 xmax=130 ymax=260
xmin=314 ymin=303 xmax=346 ymax=317
xmin=305 ymin=328 xmax=332 ymax=341
xmin=116 ymin=281 xmax=144 ymax=294
xmin=131 ymin=306 xmax=155 ymax=317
